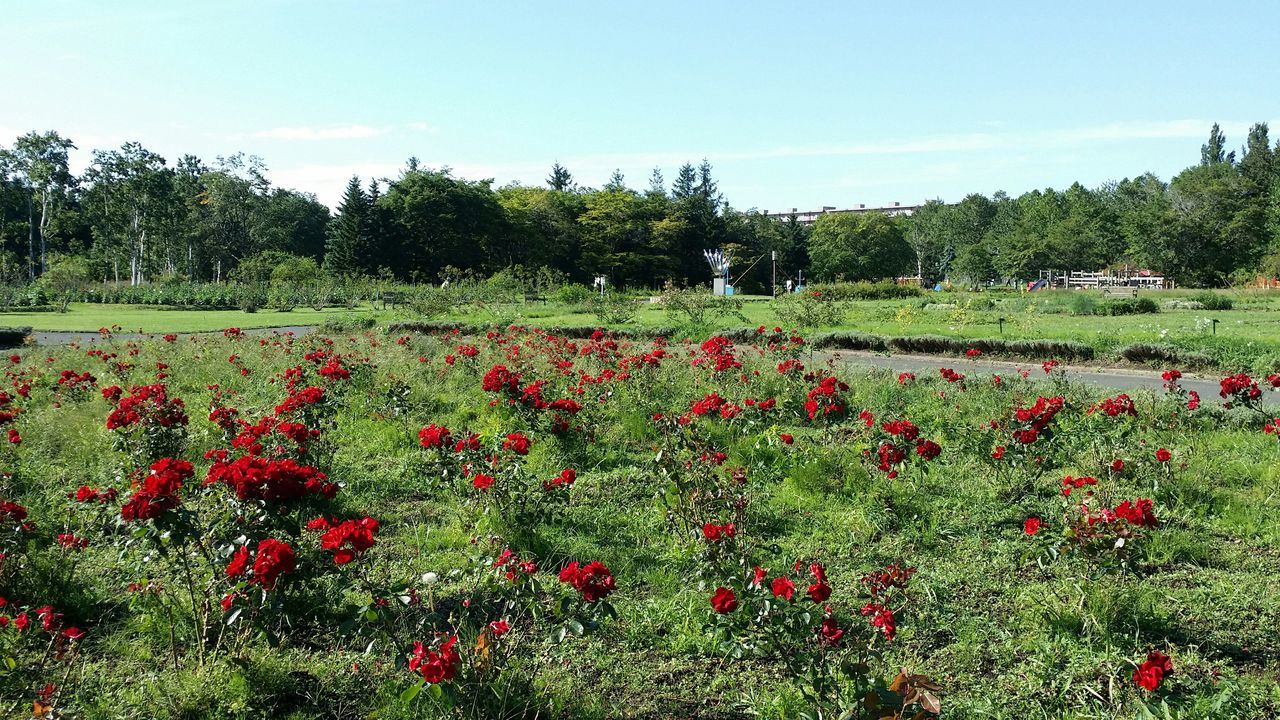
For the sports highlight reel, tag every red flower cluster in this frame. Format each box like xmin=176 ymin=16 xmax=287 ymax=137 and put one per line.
xmin=105 ymin=383 xmax=188 ymax=430
xmin=1133 ymin=650 xmax=1172 ymax=691
xmin=1088 ymin=393 xmax=1137 ymax=418
xmin=1061 ymin=475 xmax=1098 ymax=497
xmin=418 ymin=423 xmax=452 ymax=449
xmin=493 ymin=548 xmax=537 ymax=582
xmin=692 ymin=336 xmax=742 ymax=373
xmin=804 ymin=375 xmax=848 ymax=421
xmin=1219 ymin=373 xmax=1261 ymax=406
xmin=938 ymin=367 xmax=966 ymax=384
xmin=120 ymin=458 xmax=194 ymax=522
xmin=702 ymin=522 xmax=736 ymax=542
xmin=408 ymin=636 xmax=460 ymax=684
xmin=1010 ymin=396 xmax=1065 ymax=445
xmin=226 ymin=538 xmax=297 ymax=590
xmin=859 ymin=563 xmax=915 ymax=641
xmin=558 ymin=560 xmax=615 ymax=602
xmin=70 ymin=485 xmax=118 ymax=504
xmin=308 ymin=516 xmax=379 ymax=565
xmin=205 ymin=452 xmax=336 ymax=503
xmin=543 ymin=468 xmax=576 ymax=492
xmin=56 ymin=369 xmax=97 ymax=393
xmin=502 ymin=432 xmax=531 ymax=455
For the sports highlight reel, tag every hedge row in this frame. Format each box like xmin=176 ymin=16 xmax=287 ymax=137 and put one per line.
xmin=1117 ymin=343 xmax=1214 ymax=369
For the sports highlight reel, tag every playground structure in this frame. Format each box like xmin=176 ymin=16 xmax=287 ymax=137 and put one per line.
xmin=1034 ymin=268 xmax=1171 ymax=291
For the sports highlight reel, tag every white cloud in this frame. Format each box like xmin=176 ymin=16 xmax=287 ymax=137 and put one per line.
xmin=252 ymin=124 xmax=384 ymax=141
xmin=405 ymin=122 xmax=437 ymax=133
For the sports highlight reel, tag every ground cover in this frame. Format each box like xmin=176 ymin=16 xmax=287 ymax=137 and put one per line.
xmin=1 ymin=325 xmax=1279 ymax=718
xmin=0 ymin=303 xmax=386 ymax=334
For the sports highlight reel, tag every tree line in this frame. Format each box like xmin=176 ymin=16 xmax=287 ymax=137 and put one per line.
xmin=1 ymin=122 xmax=1278 ymax=292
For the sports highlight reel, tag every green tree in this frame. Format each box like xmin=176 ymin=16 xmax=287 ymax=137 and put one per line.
xmin=323 ymin=176 xmax=373 ymax=276
xmin=1 ymin=131 xmax=77 ymax=278
xmin=1200 ymin=122 xmax=1234 ymax=166
xmin=808 ymin=212 xmax=912 ymax=281
xmin=547 ymin=162 xmax=574 ymax=192
xmin=380 ymin=167 xmax=507 ymax=280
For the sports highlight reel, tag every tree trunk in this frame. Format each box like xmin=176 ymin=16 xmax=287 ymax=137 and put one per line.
xmin=27 ymin=195 xmax=35 ymax=280
xmin=39 ymin=190 xmax=50 ymax=275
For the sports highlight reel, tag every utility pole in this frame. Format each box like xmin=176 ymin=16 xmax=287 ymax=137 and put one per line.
xmin=771 ymin=251 xmax=776 ymax=299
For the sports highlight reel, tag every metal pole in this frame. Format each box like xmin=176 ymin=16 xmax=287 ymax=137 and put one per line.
xmin=772 ymin=251 xmax=776 ymax=298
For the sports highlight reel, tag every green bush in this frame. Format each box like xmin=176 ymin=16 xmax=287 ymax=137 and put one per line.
xmin=1192 ymin=291 xmax=1233 ymax=311
xmin=810 ymin=331 xmax=889 ymax=352
xmin=1118 ymin=343 xmax=1214 ymax=368
xmin=1068 ymin=293 xmax=1098 ymax=316
xmin=805 ymin=281 xmax=921 ymax=301
xmin=238 ymin=284 xmax=267 ymax=313
xmin=554 ymin=283 xmax=593 ymax=305
xmin=885 ymin=334 xmax=1094 ymax=360
xmin=659 ymin=284 xmax=746 ymax=327
xmin=1099 ymin=297 xmax=1159 ymax=316
xmin=772 ymin=292 xmax=847 ymax=328
xmin=585 ymin=292 xmax=640 ymax=325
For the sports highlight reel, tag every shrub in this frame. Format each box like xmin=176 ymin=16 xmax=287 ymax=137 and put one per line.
xmin=1192 ymin=291 xmax=1233 ymax=311
xmin=660 ymin=283 xmax=745 ymax=326
xmin=886 ymin=335 xmax=1094 ymax=360
xmin=554 ymin=283 xmax=593 ymax=305
xmin=1069 ymin=293 xmax=1098 ymax=316
xmin=238 ymin=284 xmax=267 ymax=313
xmin=806 ymin=281 xmax=921 ymax=301
xmin=1099 ymin=297 xmax=1159 ymax=316
xmin=585 ymin=292 xmax=640 ymax=325
xmin=810 ymin=331 xmax=889 ymax=352
xmin=1118 ymin=343 xmax=1214 ymax=368
xmin=773 ymin=292 xmax=847 ymax=328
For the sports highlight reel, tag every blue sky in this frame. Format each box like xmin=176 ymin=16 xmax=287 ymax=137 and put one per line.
xmin=4 ymin=1 xmax=1278 ymax=210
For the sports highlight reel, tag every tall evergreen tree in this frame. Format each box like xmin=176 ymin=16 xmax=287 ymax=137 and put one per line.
xmin=604 ymin=169 xmax=627 ymax=192
xmin=1201 ymin=123 xmax=1235 ymax=166
xmin=323 ymin=176 xmax=372 ymax=276
xmin=671 ymin=163 xmax=697 ymax=199
xmin=646 ymin=167 xmax=665 ymax=199
xmin=547 ymin=162 xmax=574 ymax=192
xmin=1239 ymin=122 xmax=1275 ymax=193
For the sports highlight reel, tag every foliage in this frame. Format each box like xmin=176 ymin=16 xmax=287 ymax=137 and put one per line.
xmin=659 ymin=283 xmax=746 ymax=327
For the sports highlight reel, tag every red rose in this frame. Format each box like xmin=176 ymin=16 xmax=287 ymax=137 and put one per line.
xmin=710 ymin=586 xmax=737 ymax=613
xmin=1155 ymin=448 xmax=1171 ymax=462
xmin=1133 ymin=650 xmax=1172 ymax=691
xmin=1024 ymin=517 xmax=1042 ymax=536
xmin=770 ymin=576 xmax=795 ymax=601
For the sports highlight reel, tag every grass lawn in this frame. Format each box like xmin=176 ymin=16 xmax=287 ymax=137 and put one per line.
xmin=3 ymin=325 xmax=1278 ymax=718
xmin=0 ymin=303 xmax=387 ymax=333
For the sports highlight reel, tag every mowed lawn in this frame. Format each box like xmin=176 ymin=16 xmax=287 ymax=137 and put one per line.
xmin=0 ymin=303 xmax=386 ymax=334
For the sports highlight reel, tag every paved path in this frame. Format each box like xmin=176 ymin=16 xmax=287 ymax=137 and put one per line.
xmin=815 ymin=349 xmax=1279 ymax=407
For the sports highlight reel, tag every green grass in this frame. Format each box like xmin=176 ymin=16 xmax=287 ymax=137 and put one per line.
xmin=2 ymin=325 xmax=1278 ymax=718
xmin=0 ymin=303 xmax=388 ymax=333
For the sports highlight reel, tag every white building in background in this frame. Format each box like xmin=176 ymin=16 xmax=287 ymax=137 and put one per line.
xmin=760 ymin=202 xmax=930 ymax=225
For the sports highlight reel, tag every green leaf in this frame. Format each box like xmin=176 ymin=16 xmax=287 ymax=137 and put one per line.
xmin=399 ymin=681 xmax=423 ymax=704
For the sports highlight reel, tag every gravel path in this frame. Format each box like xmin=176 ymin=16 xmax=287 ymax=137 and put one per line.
xmin=815 ymin=349 xmax=1279 ymax=407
